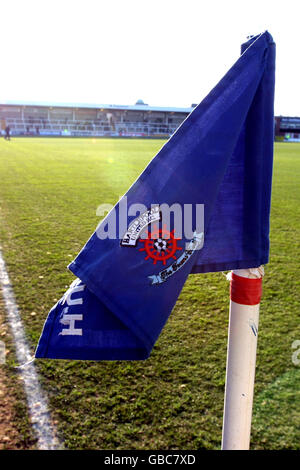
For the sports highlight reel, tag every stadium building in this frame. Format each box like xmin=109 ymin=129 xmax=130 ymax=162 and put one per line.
xmin=1 ymin=101 xmax=298 ymax=142
xmin=0 ymin=100 xmax=196 ymax=138
xmin=275 ymin=116 xmax=300 ymax=141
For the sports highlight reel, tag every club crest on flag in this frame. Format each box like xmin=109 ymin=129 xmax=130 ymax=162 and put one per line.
xmin=139 ymin=224 xmax=182 ymax=266
xmin=148 ymin=231 xmax=204 ymax=285
xmin=120 ymin=205 xmax=161 ymax=246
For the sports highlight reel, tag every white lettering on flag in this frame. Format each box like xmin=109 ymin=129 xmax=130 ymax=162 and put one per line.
xmin=62 ymin=282 xmax=85 ymax=305
xmin=121 ymin=205 xmax=161 ymax=246
xmin=59 ymin=311 xmax=83 ymax=336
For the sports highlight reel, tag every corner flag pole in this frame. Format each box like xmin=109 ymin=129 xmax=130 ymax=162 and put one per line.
xmin=221 ymin=266 xmax=264 ymax=450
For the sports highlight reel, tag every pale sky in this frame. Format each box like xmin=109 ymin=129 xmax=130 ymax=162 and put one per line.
xmin=1 ymin=0 xmax=299 ymax=116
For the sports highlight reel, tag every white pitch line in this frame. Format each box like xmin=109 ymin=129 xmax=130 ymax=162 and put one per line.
xmin=0 ymin=249 xmax=62 ymax=450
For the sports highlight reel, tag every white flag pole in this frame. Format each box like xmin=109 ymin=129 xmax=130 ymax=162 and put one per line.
xmin=221 ymin=266 xmax=264 ymax=450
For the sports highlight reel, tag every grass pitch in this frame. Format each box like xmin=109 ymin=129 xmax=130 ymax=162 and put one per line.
xmin=0 ymin=138 xmax=299 ymax=450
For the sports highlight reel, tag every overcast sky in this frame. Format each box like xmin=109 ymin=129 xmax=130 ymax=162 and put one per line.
xmin=1 ymin=0 xmax=299 ymax=115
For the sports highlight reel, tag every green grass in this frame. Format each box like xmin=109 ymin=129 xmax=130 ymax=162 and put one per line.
xmin=0 ymin=138 xmax=299 ymax=449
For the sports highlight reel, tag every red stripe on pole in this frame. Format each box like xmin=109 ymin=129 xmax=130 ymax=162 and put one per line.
xmin=230 ymin=273 xmax=262 ymax=305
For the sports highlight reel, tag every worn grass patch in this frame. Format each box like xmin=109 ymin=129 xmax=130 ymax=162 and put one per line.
xmin=0 ymin=138 xmax=299 ymax=449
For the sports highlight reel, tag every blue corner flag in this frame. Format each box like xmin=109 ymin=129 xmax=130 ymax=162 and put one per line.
xmin=35 ymin=32 xmax=275 ymax=360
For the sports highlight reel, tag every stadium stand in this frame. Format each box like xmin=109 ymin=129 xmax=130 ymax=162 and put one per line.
xmin=1 ymin=101 xmax=291 ymax=141
xmin=274 ymin=116 xmax=300 ymax=141
xmin=0 ymin=101 xmax=195 ymax=138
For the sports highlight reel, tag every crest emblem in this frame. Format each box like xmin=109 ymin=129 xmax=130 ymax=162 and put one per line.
xmin=139 ymin=224 xmax=182 ymax=265
xmin=121 ymin=206 xmax=204 ymax=284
